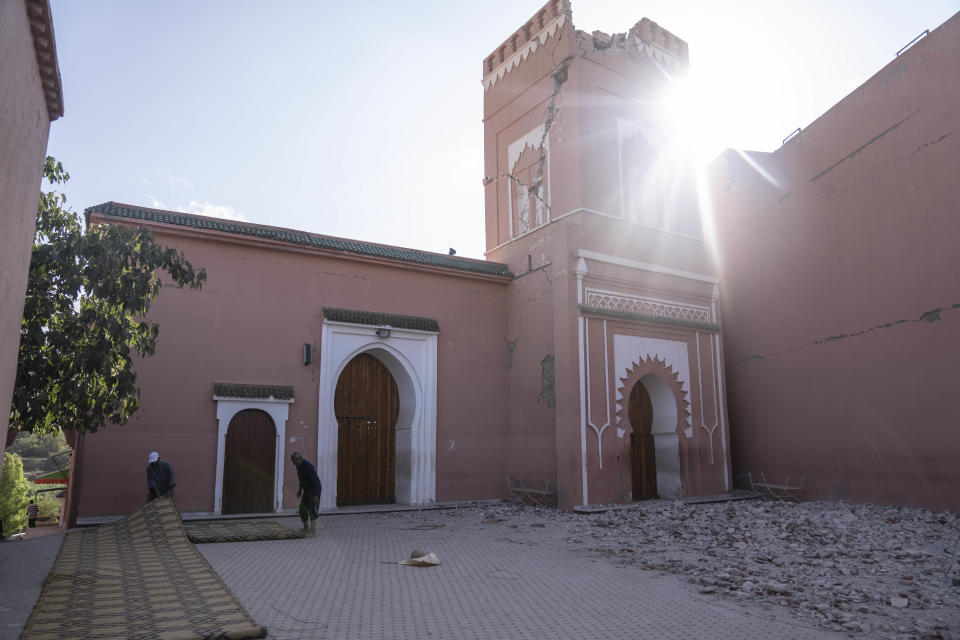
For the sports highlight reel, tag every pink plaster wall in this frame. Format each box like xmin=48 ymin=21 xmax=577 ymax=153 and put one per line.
xmin=75 ymin=223 xmax=510 ymax=517
xmin=0 ymin=0 xmax=60 ymax=475
xmin=710 ymin=12 xmax=960 ymax=512
xmin=484 ymin=2 xmax=730 ymax=508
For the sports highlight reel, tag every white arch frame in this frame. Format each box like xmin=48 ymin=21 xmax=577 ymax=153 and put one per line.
xmin=213 ymin=396 xmax=293 ymax=514
xmin=613 ymin=334 xmax=692 ymax=499
xmin=317 ymin=320 xmax=437 ymax=510
xmin=636 ymin=372 xmax=683 ymax=499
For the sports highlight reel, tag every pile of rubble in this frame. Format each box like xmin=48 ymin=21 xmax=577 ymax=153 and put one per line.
xmin=434 ymin=498 xmax=960 ymax=639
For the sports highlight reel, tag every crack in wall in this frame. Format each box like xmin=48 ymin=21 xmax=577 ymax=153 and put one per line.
xmin=483 ymin=33 xmax=576 ymax=217
xmin=893 ymin=129 xmax=958 ymax=166
xmin=809 ymin=108 xmax=921 ymax=183
xmin=539 ymin=353 xmax=556 ymax=408
xmin=541 ymin=265 xmax=553 ymax=286
xmin=506 ymin=311 xmax=523 ymax=372
xmin=738 ymin=301 xmax=960 ymax=365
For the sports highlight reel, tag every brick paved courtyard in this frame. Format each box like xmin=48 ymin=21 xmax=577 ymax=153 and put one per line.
xmin=199 ymin=506 xmax=844 ymax=640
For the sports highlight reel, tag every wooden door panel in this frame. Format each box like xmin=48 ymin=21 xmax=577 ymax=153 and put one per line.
xmin=222 ymin=409 xmax=276 ymax=514
xmin=628 ymin=381 xmax=657 ymax=499
xmin=335 ymin=353 xmax=398 ymax=505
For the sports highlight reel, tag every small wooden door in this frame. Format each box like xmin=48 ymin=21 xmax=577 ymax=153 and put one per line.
xmin=335 ymin=353 xmax=398 ymax=505
xmin=629 ymin=381 xmax=658 ymax=499
xmin=222 ymin=409 xmax=276 ymax=514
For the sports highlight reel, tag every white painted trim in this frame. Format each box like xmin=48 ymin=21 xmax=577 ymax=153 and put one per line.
xmin=713 ymin=333 xmax=730 ymax=491
xmin=485 ymin=208 xmax=614 ymax=256
xmin=486 ymin=207 xmax=705 ymax=256
xmin=322 ymin=320 xmax=438 ymax=337
xmin=694 ymin=333 xmax=718 ymax=464
xmin=558 ymin=206 xmax=622 ymax=221
xmin=214 ymin=397 xmax=294 ymax=515
xmin=317 ymin=321 xmax=437 ymax=510
xmin=576 ymin=265 xmax=589 ymax=506
xmin=585 ymin=319 xmax=612 ymax=469
xmin=577 ymin=249 xmax=719 ymax=284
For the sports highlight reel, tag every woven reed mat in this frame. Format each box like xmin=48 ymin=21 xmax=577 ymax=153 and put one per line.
xmin=184 ymin=519 xmax=305 ymax=544
xmin=20 ymin=497 xmax=267 ymax=640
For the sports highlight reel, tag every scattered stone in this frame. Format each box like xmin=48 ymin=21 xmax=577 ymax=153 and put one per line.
xmin=387 ymin=498 xmax=960 ymax=639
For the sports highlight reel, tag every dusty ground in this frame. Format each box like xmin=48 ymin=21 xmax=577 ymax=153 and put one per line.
xmin=381 ymin=498 xmax=960 ymax=640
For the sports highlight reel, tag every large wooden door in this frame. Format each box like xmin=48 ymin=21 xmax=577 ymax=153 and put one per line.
xmin=629 ymin=381 xmax=658 ymax=499
xmin=335 ymin=353 xmax=398 ymax=505
xmin=222 ymin=409 xmax=276 ymax=514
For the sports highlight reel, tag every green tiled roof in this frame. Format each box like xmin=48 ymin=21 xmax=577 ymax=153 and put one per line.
xmin=578 ymin=305 xmax=721 ymax=332
xmin=323 ymin=307 xmax=439 ymax=333
xmin=213 ymin=383 xmax=294 ymax=400
xmin=85 ymin=202 xmax=513 ymax=278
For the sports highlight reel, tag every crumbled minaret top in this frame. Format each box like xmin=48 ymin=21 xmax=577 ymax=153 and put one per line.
xmin=482 ymin=0 xmax=688 ymax=90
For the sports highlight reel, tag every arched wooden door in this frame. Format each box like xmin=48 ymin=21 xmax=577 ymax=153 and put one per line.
xmin=222 ymin=409 xmax=276 ymax=514
xmin=629 ymin=381 xmax=658 ymax=499
xmin=335 ymin=353 xmax=398 ymax=505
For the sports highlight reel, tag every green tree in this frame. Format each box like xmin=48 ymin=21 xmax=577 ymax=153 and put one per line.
xmin=7 ymin=430 xmax=70 ymax=458
xmin=34 ymin=491 xmax=61 ymax=520
xmin=10 ymin=158 xmax=206 ymax=435
xmin=0 ymin=452 xmax=30 ymax=536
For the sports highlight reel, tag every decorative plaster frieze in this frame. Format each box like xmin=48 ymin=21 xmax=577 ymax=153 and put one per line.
xmin=508 ymin=124 xmax=547 ymax=173
xmin=483 ymin=12 xmax=567 ymax=91
xmin=638 ymin=41 xmax=687 ymax=73
xmin=617 ymin=116 xmax=662 ymax=148
xmin=585 ymin=288 xmax=711 ymax=324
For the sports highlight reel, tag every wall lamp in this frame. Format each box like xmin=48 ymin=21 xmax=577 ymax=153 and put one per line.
xmin=303 ymin=343 xmax=312 ymax=365
xmin=375 ymin=328 xmax=391 ymax=339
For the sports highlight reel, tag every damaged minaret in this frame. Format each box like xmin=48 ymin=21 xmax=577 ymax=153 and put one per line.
xmin=483 ymin=0 xmax=732 ymax=510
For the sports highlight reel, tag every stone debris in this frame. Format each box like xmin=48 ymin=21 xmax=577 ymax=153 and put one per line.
xmin=393 ymin=499 xmax=960 ymax=640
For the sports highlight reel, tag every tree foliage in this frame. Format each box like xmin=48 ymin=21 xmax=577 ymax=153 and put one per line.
xmin=34 ymin=490 xmax=61 ymax=520
xmin=0 ymin=452 xmax=30 ymax=536
xmin=7 ymin=430 xmax=70 ymax=459
xmin=11 ymin=158 xmax=206 ymax=435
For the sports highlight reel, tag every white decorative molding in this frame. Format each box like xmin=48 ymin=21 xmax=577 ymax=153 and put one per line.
xmin=585 ymin=288 xmax=712 ymax=324
xmin=317 ymin=321 xmax=437 ymax=510
xmin=616 ymin=116 xmax=662 ymax=148
xmin=507 ymin=124 xmax=551 ymax=239
xmin=483 ymin=12 xmax=567 ymax=91
xmin=638 ymin=41 xmax=688 ymax=72
xmin=713 ymin=332 xmax=730 ymax=491
xmin=576 ymin=256 xmax=589 ymax=506
xmin=213 ymin=396 xmax=294 ymax=515
xmin=508 ymin=124 xmax=546 ymax=173
xmin=613 ymin=334 xmax=692 ymax=498
xmin=585 ymin=318 xmax=611 ymax=468
xmin=695 ymin=334 xmax=718 ymax=464
xmin=576 ymin=249 xmax=719 ymax=285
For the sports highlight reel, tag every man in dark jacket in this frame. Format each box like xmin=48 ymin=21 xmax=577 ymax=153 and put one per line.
xmin=290 ymin=451 xmax=321 ymax=535
xmin=146 ymin=451 xmax=176 ymax=502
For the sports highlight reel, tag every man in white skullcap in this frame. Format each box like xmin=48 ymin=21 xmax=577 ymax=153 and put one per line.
xmin=146 ymin=451 xmax=176 ymax=502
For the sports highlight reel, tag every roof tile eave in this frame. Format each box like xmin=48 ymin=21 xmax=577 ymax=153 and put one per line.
xmin=86 ymin=202 xmax=513 ymax=279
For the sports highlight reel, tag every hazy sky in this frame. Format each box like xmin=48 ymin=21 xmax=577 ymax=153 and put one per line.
xmin=47 ymin=1 xmax=959 ymax=259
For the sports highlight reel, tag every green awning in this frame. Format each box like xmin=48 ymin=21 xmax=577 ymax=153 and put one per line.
xmin=34 ymin=468 xmax=69 ymax=485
